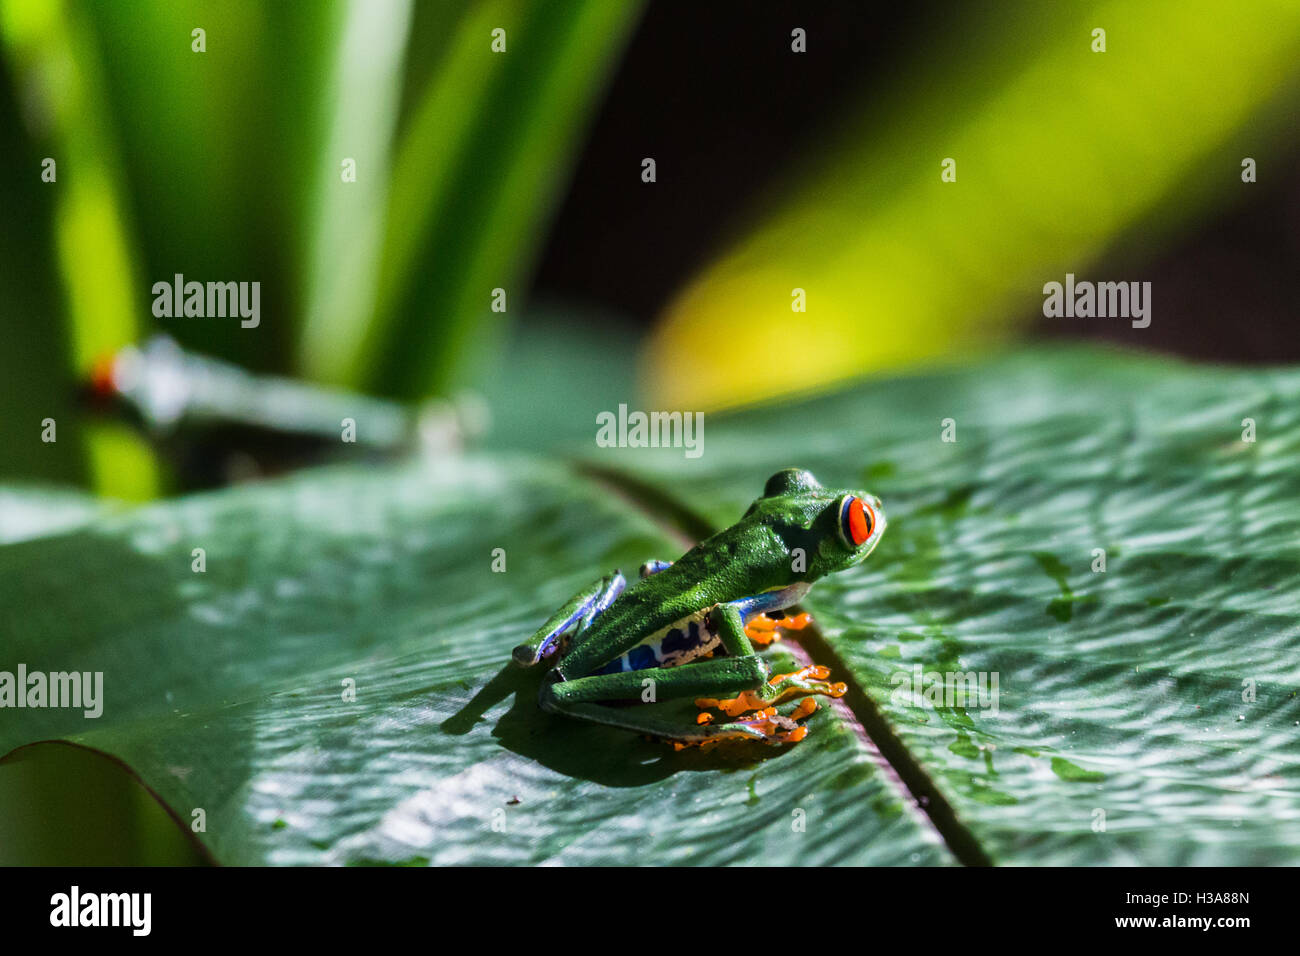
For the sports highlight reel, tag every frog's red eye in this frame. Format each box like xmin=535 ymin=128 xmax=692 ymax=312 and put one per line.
xmin=838 ymin=495 xmax=874 ymax=548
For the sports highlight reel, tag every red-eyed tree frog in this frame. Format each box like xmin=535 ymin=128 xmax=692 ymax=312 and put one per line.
xmin=512 ymin=468 xmax=886 ymax=748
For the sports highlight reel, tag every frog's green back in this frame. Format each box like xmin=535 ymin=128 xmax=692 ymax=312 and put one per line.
xmin=555 ymin=468 xmax=876 ymax=678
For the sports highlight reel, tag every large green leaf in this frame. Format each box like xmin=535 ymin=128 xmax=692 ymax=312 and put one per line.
xmin=0 ymin=457 xmax=948 ymax=865
xmin=8 ymin=347 xmax=1297 ymax=865
xmin=592 ymin=347 xmax=1300 ymax=864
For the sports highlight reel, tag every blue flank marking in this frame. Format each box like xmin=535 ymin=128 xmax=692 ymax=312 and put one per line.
xmin=626 ymin=645 xmax=659 ymax=671
xmin=661 ymin=621 xmax=697 ymax=656
xmin=591 ymin=620 xmax=711 ymax=676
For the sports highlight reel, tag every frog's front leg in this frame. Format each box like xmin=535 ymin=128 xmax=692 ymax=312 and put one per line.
xmin=511 ymin=572 xmax=625 ymax=666
xmin=729 ymin=583 xmax=814 ymax=644
xmin=638 ymin=559 xmax=672 ymax=578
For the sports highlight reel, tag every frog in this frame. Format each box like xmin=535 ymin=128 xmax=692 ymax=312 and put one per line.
xmin=512 ymin=468 xmax=886 ymax=748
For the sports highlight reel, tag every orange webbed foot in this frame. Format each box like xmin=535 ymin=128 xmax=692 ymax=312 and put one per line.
xmin=688 ymin=688 xmax=825 ymax=747
xmin=743 ymin=611 xmax=814 ymax=645
xmin=694 ymin=688 xmax=768 ymax=718
xmin=766 ymin=664 xmax=847 ymax=701
xmin=732 ymin=699 xmax=818 ymax=744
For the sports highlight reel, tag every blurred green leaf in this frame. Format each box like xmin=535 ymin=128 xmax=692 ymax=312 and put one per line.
xmin=0 ymin=56 xmax=84 ymax=486
xmin=474 ymin=307 xmax=643 ymax=452
xmin=0 ymin=456 xmax=946 ymax=865
xmin=344 ymin=0 xmax=643 ymax=400
xmin=81 ymin=0 xmax=347 ymax=372
xmin=298 ymin=0 xmax=413 ymax=387
xmin=596 ymin=346 xmax=1300 ymax=863
xmin=0 ymin=0 xmax=160 ymax=499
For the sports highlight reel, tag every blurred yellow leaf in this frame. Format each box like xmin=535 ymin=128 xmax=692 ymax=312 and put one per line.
xmin=646 ymin=0 xmax=1300 ymax=410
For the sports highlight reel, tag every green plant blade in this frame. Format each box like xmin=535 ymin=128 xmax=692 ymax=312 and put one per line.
xmin=591 ymin=347 xmax=1300 ymax=864
xmin=351 ymin=0 xmax=643 ymax=399
xmin=79 ymin=0 xmax=348 ymax=374
xmin=0 ymin=457 xmax=949 ymax=865
xmin=0 ymin=0 xmax=160 ymax=499
xmin=297 ymin=0 xmax=413 ymax=385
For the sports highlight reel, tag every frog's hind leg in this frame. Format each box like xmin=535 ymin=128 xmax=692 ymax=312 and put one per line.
xmin=554 ymin=699 xmax=810 ymax=749
xmin=511 ymin=572 xmax=625 ymax=666
xmin=697 ymin=665 xmax=847 ymax=718
xmin=545 ymin=656 xmax=764 ymax=707
xmin=539 ymin=657 xmax=808 ymax=746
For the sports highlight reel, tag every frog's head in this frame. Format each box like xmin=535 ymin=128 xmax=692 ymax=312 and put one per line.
xmin=755 ymin=468 xmax=886 ymax=579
